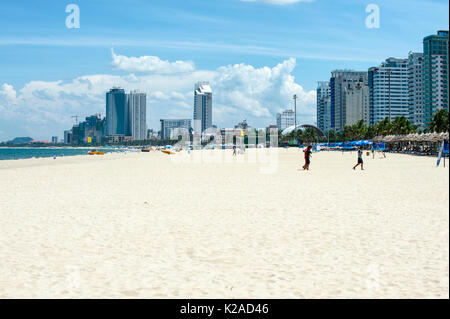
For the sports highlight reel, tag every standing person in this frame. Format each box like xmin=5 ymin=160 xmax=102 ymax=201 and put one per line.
xmin=303 ymin=145 xmax=312 ymax=170
xmin=232 ymin=145 xmax=237 ymax=156
xmin=353 ymin=147 xmax=364 ymax=170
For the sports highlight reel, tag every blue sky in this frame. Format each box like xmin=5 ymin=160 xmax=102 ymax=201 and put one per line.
xmin=0 ymin=0 xmax=448 ymax=140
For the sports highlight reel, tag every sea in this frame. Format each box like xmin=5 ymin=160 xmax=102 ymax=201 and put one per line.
xmin=0 ymin=148 xmax=126 ymax=160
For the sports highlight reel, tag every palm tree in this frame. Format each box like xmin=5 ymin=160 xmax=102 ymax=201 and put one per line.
xmin=375 ymin=117 xmax=392 ymax=136
xmin=428 ymin=109 xmax=449 ymax=133
xmin=390 ymin=116 xmax=416 ymax=135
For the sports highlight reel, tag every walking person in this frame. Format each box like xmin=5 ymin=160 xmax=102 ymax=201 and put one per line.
xmin=232 ymin=145 xmax=237 ymax=156
xmin=303 ymin=145 xmax=312 ymax=170
xmin=353 ymin=146 xmax=364 ymax=170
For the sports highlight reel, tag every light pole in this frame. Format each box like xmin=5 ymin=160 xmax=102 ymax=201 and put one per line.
xmin=387 ymin=69 xmax=392 ymax=122
xmin=293 ymin=94 xmax=297 ymax=132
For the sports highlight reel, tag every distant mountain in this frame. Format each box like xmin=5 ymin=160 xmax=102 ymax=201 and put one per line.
xmin=8 ymin=137 xmax=34 ymax=144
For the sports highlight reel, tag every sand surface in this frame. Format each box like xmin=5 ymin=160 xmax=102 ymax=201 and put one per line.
xmin=0 ymin=149 xmax=448 ymax=298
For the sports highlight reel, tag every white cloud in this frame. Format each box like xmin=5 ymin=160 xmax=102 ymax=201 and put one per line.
xmin=0 ymin=54 xmax=316 ymax=140
xmin=0 ymin=84 xmax=17 ymax=101
xmin=110 ymin=48 xmax=195 ymax=74
xmin=241 ymin=0 xmax=315 ymax=5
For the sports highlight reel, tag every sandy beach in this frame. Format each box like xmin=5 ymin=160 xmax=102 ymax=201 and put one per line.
xmin=0 ymin=148 xmax=448 ymax=298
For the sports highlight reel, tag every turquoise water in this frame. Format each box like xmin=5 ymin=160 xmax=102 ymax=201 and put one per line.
xmin=0 ymin=148 xmax=124 ymax=160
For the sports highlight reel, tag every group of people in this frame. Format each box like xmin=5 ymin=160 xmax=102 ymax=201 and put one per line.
xmin=302 ymin=145 xmax=365 ymax=171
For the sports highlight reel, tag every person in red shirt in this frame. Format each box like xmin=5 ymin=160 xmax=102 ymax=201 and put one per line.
xmin=303 ymin=145 xmax=312 ymax=170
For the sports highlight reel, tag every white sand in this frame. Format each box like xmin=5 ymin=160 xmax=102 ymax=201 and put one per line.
xmin=0 ymin=149 xmax=448 ymax=298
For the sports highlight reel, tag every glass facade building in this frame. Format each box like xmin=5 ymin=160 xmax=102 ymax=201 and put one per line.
xmin=106 ymin=88 xmax=128 ymax=136
xmin=106 ymin=88 xmax=147 ymax=140
xmin=423 ymin=30 xmax=449 ymax=125
xmin=193 ymin=82 xmax=212 ymax=134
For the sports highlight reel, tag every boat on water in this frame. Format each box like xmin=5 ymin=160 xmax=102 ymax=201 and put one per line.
xmin=88 ymin=150 xmax=105 ymax=155
xmin=161 ymin=150 xmax=175 ymax=155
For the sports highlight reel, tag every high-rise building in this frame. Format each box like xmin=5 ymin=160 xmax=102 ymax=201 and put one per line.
xmin=51 ymin=136 xmax=58 ymax=144
xmin=408 ymin=52 xmax=425 ymax=129
xmin=106 ymin=88 xmax=128 ymax=136
xmin=128 ymin=90 xmax=147 ymax=140
xmin=193 ymin=82 xmax=212 ymax=134
xmin=64 ymin=130 xmax=72 ymax=144
xmin=423 ymin=30 xmax=449 ymax=125
xmin=106 ymin=88 xmax=147 ymax=140
xmin=368 ymin=58 xmax=409 ymax=125
xmin=330 ymin=70 xmax=368 ymax=131
xmin=83 ymin=115 xmax=105 ymax=144
xmin=344 ymin=80 xmax=370 ymax=126
xmin=276 ymin=109 xmax=295 ymax=131
xmin=160 ymin=119 xmax=192 ymax=140
xmin=316 ymin=81 xmax=331 ymax=132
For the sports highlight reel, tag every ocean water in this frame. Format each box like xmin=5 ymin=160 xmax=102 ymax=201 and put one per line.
xmin=0 ymin=148 xmax=124 ymax=160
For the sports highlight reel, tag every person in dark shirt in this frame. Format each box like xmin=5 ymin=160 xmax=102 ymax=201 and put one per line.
xmin=303 ymin=145 xmax=313 ymax=170
xmin=353 ymin=146 xmax=364 ymax=170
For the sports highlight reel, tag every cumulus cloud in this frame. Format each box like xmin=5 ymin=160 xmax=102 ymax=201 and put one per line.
xmin=212 ymin=58 xmax=315 ymax=122
xmin=110 ymin=48 xmax=195 ymax=74
xmin=0 ymin=53 xmax=316 ymax=140
xmin=0 ymin=84 xmax=17 ymax=101
xmin=241 ymin=0 xmax=315 ymax=5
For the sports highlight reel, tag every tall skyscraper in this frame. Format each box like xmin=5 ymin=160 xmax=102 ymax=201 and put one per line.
xmin=423 ymin=30 xmax=449 ymax=125
xmin=106 ymin=88 xmax=147 ymax=140
xmin=106 ymin=88 xmax=128 ymax=136
xmin=368 ymin=58 xmax=409 ymax=125
xmin=160 ymin=119 xmax=192 ymax=139
xmin=193 ymin=82 xmax=212 ymax=134
xmin=330 ymin=70 xmax=368 ymax=131
xmin=316 ymin=81 xmax=331 ymax=132
xmin=276 ymin=109 xmax=295 ymax=131
xmin=128 ymin=90 xmax=147 ymax=140
xmin=408 ymin=52 xmax=425 ymax=129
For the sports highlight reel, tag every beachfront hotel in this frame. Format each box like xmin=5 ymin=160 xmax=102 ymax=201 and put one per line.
xmin=160 ymin=119 xmax=192 ymax=140
xmin=368 ymin=57 xmax=409 ymax=125
xmin=276 ymin=109 xmax=295 ymax=131
xmin=193 ymin=82 xmax=213 ymax=134
xmin=106 ymin=88 xmax=128 ymax=136
xmin=408 ymin=52 xmax=425 ymax=129
xmin=423 ymin=30 xmax=449 ymax=125
xmin=317 ymin=31 xmax=449 ymax=132
xmin=329 ymin=70 xmax=368 ymax=131
xmin=128 ymin=90 xmax=147 ymax=141
xmin=105 ymin=88 xmax=147 ymax=141
xmin=316 ymin=81 xmax=331 ymax=133
xmin=344 ymin=78 xmax=370 ymax=126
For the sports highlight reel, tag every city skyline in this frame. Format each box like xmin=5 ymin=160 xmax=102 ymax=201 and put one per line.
xmin=0 ymin=0 xmax=449 ymax=140
xmin=316 ymin=30 xmax=448 ymax=133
